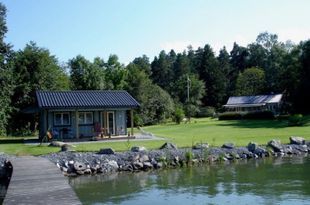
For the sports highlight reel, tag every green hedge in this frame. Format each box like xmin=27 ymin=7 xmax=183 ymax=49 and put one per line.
xmin=243 ymin=111 xmax=275 ymax=120
xmin=288 ymin=114 xmax=306 ymax=126
xmin=218 ymin=111 xmax=274 ymax=120
xmin=218 ymin=112 xmax=243 ymax=120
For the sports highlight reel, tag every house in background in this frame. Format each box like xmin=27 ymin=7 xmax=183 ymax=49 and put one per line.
xmin=36 ymin=90 xmax=140 ymax=140
xmin=223 ymin=94 xmax=283 ymax=114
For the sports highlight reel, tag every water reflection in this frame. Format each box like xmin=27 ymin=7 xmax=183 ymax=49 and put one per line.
xmin=70 ymin=157 xmax=310 ymax=205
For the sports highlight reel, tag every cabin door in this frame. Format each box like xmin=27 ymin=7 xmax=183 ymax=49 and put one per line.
xmin=107 ymin=111 xmax=115 ymax=135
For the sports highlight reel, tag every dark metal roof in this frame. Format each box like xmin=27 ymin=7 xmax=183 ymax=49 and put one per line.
xmin=36 ymin=90 xmax=140 ymax=109
xmin=225 ymin=94 xmax=283 ymax=106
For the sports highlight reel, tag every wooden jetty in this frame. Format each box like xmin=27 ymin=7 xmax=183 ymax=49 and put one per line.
xmin=3 ymin=156 xmax=81 ymax=205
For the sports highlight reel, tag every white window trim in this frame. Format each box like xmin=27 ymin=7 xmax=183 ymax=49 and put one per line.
xmin=54 ymin=112 xmax=70 ymax=126
xmin=78 ymin=112 xmax=94 ymax=125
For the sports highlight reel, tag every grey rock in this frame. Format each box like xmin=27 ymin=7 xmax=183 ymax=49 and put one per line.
xmin=61 ymin=144 xmax=71 ymax=152
xmin=107 ymin=160 xmax=119 ymax=170
xmin=174 ymin=156 xmax=180 ymax=163
xmin=268 ymin=140 xmax=284 ymax=153
xmin=222 ymin=143 xmax=234 ymax=149
xmin=160 ymin=142 xmax=177 ymax=150
xmin=290 ymin=136 xmax=305 ymax=145
xmin=122 ymin=164 xmax=133 ymax=172
xmin=98 ymin=148 xmax=115 ymax=155
xmin=290 ymin=144 xmax=308 ymax=153
xmin=84 ymin=169 xmax=92 ymax=174
xmin=74 ymin=162 xmax=86 ymax=171
xmin=49 ymin=141 xmax=67 ymax=147
xmin=224 ymin=153 xmax=234 ymax=160
xmin=132 ymin=161 xmax=144 ymax=170
xmin=254 ymin=147 xmax=268 ymax=157
xmin=155 ymin=162 xmax=163 ymax=169
xmin=131 ymin=146 xmax=147 ymax=152
xmin=193 ymin=143 xmax=209 ymax=149
xmin=143 ymin=162 xmax=153 ymax=170
xmin=139 ymin=154 xmax=150 ymax=162
xmin=76 ymin=170 xmax=85 ymax=175
xmin=247 ymin=142 xmax=258 ymax=152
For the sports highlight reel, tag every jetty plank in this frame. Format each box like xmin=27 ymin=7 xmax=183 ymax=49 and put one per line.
xmin=3 ymin=156 xmax=81 ymax=205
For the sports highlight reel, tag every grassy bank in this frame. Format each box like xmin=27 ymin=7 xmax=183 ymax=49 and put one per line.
xmin=0 ymin=117 xmax=309 ymax=156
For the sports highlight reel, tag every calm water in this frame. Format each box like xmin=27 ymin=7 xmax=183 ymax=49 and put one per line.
xmin=69 ymin=156 xmax=310 ymax=205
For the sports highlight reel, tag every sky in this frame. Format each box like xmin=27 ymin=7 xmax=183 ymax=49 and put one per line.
xmin=2 ymin=0 xmax=310 ymax=64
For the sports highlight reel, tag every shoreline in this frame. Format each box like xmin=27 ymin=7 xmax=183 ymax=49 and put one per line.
xmin=43 ymin=137 xmax=310 ymax=177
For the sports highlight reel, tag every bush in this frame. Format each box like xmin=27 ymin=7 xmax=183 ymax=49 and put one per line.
xmin=218 ymin=112 xmax=243 ymax=120
xmin=134 ymin=115 xmax=143 ymax=127
xmin=196 ymin=106 xmax=216 ymax=118
xmin=288 ymin=114 xmax=306 ymax=126
xmin=276 ymin=115 xmax=290 ymax=121
xmin=173 ymin=107 xmax=185 ymax=124
xmin=243 ymin=111 xmax=274 ymax=120
xmin=219 ymin=111 xmax=275 ymax=120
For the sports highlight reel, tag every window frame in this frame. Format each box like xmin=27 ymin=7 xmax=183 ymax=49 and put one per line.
xmin=54 ymin=112 xmax=71 ymax=126
xmin=78 ymin=112 xmax=94 ymax=125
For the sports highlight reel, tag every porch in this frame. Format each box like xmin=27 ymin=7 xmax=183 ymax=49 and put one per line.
xmin=42 ymin=109 xmax=135 ymax=140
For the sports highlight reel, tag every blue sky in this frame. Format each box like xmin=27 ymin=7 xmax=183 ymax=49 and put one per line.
xmin=2 ymin=0 xmax=310 ymax=64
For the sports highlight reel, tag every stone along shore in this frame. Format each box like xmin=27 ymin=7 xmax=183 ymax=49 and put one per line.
xmin=43 ymin=136 xmax=310 ymax=176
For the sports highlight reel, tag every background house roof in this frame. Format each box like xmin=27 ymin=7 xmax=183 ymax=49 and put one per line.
xmin=225 ymin=94 xmax=283 ymax=106
xmin=36 ymin=90 xmax=140 ymax=109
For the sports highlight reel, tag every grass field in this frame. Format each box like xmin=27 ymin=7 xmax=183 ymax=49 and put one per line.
xmin=0 ymin=117 xmax=309 ymax=156
xmin=143 ymin=117 xmax=310 ymax=147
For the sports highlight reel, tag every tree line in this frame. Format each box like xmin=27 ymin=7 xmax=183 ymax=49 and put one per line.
xmin=0 ymin=2 xmax=309 ymax=135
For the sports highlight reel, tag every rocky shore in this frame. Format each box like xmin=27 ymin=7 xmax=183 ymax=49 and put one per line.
xmin=44 ymin=136 xmax=310 ymax=176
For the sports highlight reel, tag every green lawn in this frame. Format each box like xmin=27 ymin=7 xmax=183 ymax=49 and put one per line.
xmin=143 ymin=117 xmax=310 ymax=147
xmin=0 ymin=117 xmax=309 ymax=156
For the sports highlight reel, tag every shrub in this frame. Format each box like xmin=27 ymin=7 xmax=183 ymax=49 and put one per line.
xmin=288 ymin=114 xmax=306 ymax=126
xmin=196 ymin=106 xmax=216 ymax=118
xmin=134 ymin=115 xmax=143 ymax=127
xmin=218 ymin=112 xmax=243 ymax=120
xmin=173 ymin=107 xmax=185 ymax=124
xmin=243 ymin=111 xmax=274 ymax=120
xmin=219 ymin=111 xmax=275 ymax=120
xmin=276 ymin=115 xmax=290 ymax=121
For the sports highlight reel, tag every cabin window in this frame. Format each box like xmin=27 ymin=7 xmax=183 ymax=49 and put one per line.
xmin=54 ymin=112 xmax=70 ymax=126
xmin=79 ymin=112 xmax=93 ymax=124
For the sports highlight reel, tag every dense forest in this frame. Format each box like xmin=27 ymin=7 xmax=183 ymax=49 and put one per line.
xmin=0 ymin=3 xmax=309 ymax=135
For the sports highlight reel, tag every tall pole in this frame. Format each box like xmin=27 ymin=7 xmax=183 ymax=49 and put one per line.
xmin=187 ymin=75 xmax=191 ymax=103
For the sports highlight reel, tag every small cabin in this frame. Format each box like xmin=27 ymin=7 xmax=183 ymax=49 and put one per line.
xmin=223 ymin=94 xmax=283 ymax=114
xmin=36 ymin=90 xmax=140 ymax=140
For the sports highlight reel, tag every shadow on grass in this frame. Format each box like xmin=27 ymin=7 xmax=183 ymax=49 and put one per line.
xmin=0 ymin=139 xmax=24 ymax=144
xmin=217 ymin=119 xmax=290 ymax=129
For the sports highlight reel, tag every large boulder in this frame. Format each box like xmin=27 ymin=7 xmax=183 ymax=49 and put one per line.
xmin=139 ymin=154 xmax=150 ymax=162
xmin=289 ymin=136 xmax=305 ymax=145
xmin=193 ymin=143 xmax=209 ymax=150
xmin=143 ymin=162 xmax=153 ymax=170
xmin=98 ymin=148 xmax=115 ymax=155
xmin=131 ymin=146 xmax=147 ymax=152
xmin=132 ymin=161 xmax=144 ymax=170
xmin=222 ymin=143 xmax=234 ymax=149
xmin=268 ymin=140 xmax=284 ymax=153
xmin=289 ymin=144 xmax=308 ymax=153
xmin=247 ymin=142 xmax=258 ymax=152
xmin=49 ymin=141 xmax=67 ymax=147
xmin=73 ymin=162 xmax=87 ymax=172
xmin=107 ymin=160 xmax=119 ymax=170
xmin=60 ymin=144 xmax=71 ymax=152
xmin=160 ymin=142 xmax=177 ymax=150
